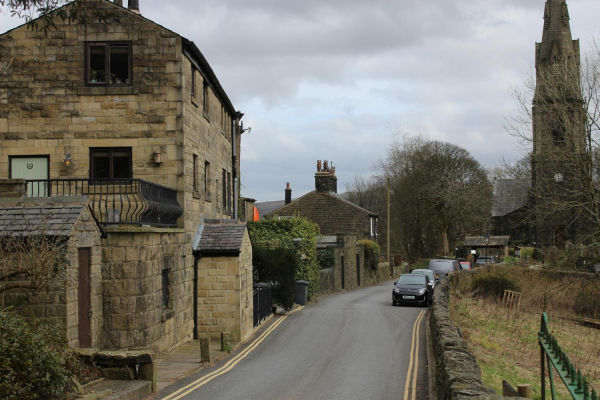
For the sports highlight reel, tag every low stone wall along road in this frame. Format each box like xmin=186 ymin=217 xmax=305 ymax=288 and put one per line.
xmin=157 ymin=281 xmax=429 ymax=400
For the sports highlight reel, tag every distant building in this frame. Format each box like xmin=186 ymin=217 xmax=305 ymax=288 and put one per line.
xmin=264 ymin=160 xmax=378 ymax=242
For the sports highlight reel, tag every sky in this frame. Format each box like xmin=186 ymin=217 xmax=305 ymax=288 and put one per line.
xmin=2 ymin=0 xmax=600 ymax=202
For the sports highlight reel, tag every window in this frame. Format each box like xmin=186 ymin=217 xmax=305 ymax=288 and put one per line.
xmin=193 ymin=154 xmax=198 ymax=192
xmin=204 ymin=161 xmax=210 ymax=196
xmin=203 ymin=82 xmax=209 ymax=114
xmin=222 ymin=169 xmax=227 ymax=209
xmin=90 ymin=148 xmax=132 ymax=179
xmin=191 ymin=67 xmax=196 ymax=98
xmin=86 ymin=42 xmax=132 ymax=86
xmin=227 ymin=172 xmax=231 ymax=210
xmin=162 ymin=269 xmax=170 ymax=308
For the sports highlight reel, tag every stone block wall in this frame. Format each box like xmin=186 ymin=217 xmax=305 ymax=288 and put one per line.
xmin=429 ymin=279 xmax=506 ymax=400
xmin=197 ymin=231 xmax=253 ymax=342
xmin=101 ymin=227 xmax=193 ymax=354
xmin=333 ymin=234 xmax=364 ymax=291
xmin=318 ymin=268 xmax=335 ymax=295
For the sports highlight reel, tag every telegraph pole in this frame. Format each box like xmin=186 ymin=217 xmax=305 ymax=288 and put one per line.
xmin=387 ymin=177 xmax=392 ymax=278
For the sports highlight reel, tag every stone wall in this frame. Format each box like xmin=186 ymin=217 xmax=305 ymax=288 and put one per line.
xmin=332 ymin=234 xmax=365 ymax=291
xmin=317 ymin=268 xmax=335 ymax=295
xmin=101 ymin=227 xmax=193 ymax=354
xmin=429 ymin=279 xmax=506 ymax=400
xmin=197 ymin=230 xmax=253 ymax=342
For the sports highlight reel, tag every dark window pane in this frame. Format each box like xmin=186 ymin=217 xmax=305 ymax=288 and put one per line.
xmin=110 ymin=45 xmax=129 ymax=84
xmin=89 ymin=46 xmax=106 ymax=83
xmin=92 ymin=152 xmax=110 ymax=178
xmin=112 ymin=152 xmax=131 ymax=178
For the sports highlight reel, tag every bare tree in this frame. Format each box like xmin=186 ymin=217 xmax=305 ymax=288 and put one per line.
xmin=0 ymin=223 xmax=67 ymax=307
xmin=374 ymin=135 xmax=492 ymax=259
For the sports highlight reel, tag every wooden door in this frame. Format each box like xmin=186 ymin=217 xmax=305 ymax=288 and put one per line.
xmin=78 ymin=248 xmax=91 ymax=348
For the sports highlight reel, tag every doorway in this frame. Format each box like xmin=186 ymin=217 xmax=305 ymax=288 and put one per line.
xmin=78 ymin=248 xmax=91 ymax=348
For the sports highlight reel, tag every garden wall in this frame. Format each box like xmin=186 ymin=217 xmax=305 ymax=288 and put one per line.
xmin=429 ymin=279 xmax=511 ymax=400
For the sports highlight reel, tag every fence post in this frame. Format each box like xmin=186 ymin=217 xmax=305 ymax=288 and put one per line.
xmin=518 ymin=384 xmax=533 ymax=399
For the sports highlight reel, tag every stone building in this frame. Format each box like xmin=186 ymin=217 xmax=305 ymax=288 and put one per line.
xmin=530 ymin=0 xmax=587 ymax=248
xmin=265 ymin=161 xmax=378 ymax=241
xmin=0 ymin=0 xmax=253 ymax=352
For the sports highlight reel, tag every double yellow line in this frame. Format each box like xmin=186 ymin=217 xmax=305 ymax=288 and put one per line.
xmin=403 ymin=310 xmax=426 ymax=400
xmin=161 ymin=306 xmax=304 ymax=400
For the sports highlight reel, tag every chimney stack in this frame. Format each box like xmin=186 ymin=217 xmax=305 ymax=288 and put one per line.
xmin=285 ymin=182 xmax=292 ymax=205
xmin=128 ymin=0 xmax=140 ymax=14
xmin=315 ymin=159 xmax=336 ymax=193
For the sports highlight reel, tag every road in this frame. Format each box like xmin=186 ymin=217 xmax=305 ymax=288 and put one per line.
xmin=158 ymin=280 xmax=430 ymax=400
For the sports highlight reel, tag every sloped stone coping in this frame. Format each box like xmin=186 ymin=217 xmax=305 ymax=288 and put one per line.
xmin=430 ymin=279 xmax=514 ymax=400
xmin=72 ymin=349 xmax=156 ymax=393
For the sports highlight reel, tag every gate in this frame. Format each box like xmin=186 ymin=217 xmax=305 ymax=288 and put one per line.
xmin=253 ymin=283 xmax=273 ymax=328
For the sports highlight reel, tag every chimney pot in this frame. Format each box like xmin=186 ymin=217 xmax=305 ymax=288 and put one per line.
xmin=128 ymin=0 xmax=140 ymax=13
xmin=317 ymin=160 xmax=322 ymax=172
xmin=324 ymin=160 xmax=329 ymax=172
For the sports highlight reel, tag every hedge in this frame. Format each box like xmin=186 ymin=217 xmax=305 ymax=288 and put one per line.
xmin=248 ymin=218 xmax=320 ymax=300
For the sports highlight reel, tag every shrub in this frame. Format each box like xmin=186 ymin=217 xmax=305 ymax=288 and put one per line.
xmin=503 ymin=255 xmax=518 ymax=267
xmin=248 ymin=218 xmax=320 ymax=299
xmin=317 ymin=247 xmax=335 ymax=270
xmin=0 ymin=310 xmax=82 ymax=400
xmin=358 ymin=239 xmax=380 ymax=270
xmin=471 ymin=270 xmax=519 ymax=298
xmin=252 ymin=246 xmax=298 ymax=310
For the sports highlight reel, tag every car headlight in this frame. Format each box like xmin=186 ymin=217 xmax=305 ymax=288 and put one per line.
xmin=418 ymin=288 xmax=426 ymax=295
xmin=394 ymin=288 xmax=400 ymax=293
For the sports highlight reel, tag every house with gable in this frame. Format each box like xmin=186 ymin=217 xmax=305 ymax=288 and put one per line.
xmin=264 ymin=160 xmax=379 ymax=241
xmin=0 ymin=0 xmax=254 ymax=352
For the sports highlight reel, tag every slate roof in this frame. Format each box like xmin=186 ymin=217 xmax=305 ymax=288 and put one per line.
xmin=492 ymin=179 xmax=528 ymax=218
xmin=0 ymin=198 xmax=86 ymax=236
xmin=194 ymin=219 xmax=247 ymax=254
xmin=263 ymin=190 xmax=378 ymax=218
xmin=464 ymin=236 xmax=510 ymax=247
xmin=255 ymin=200 xmax=287 ymax=219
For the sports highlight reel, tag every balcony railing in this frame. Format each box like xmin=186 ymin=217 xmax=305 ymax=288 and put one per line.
xmin=25 ymin=179 xmax=183 ymax=227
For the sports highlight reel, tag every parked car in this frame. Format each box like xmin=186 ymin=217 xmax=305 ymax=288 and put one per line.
xmin=392 ymin=274 xmax=432 ymax=307
xmin=427 ymin=259 xmax=460 ymax=281
xmin=410 ymin=269 xmax=437 ymax=292
xmin=459 ymin=261 xmax=474 ymax=270
xmin=475 ymin=256 xmax=496 ymax=266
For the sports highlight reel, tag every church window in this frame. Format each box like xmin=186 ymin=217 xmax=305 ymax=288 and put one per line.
xmin=562 ymin=14 xmax=568 ymax=28
xmin=544 ymin=18 xmax=549 ymax=30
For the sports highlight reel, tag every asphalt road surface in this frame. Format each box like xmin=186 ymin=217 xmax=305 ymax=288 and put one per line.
xmin=158 ymin=280 xmax=430 ymax=400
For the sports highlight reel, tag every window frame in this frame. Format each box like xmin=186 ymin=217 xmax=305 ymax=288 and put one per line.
xmin=162 ymin=268 xmax=170 ymax=308
xmin=85 ymin=41 xmax=133 ymax=87
xmin=222 ymin=169 xmax=227 ymax=209
xmin=204 ymin=161 xmax=211 ymax=197
xmin=193 ymin=154 xmax=198 ymax=192
xmin=89 ymin=147 xmax=133 ymax=179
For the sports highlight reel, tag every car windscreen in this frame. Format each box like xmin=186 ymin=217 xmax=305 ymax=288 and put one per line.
xmin=412 ymin=270 xmax=434 ymax=280
xmin=397 ymin=275 xmax=426 ymax=285
xmin=428 ymin=261 xmax=454 ymax=272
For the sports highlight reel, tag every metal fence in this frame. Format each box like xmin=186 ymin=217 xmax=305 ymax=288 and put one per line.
xmin=25 ymin=179 xmax=183 ymax=227
xmin=539 ymin=312 xmax=598 ymax=400
xmin=253 ymin=283 xmax=273 ymax=328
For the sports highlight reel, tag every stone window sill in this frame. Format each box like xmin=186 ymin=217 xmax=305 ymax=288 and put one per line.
xmin=193 ymin=191 xmax=202 ymax=199
xmin=191 ymin=97 xmax=199 ymax=107
xmin=203 ymin=112 xmax=211 ymax=123
xmin=205 ymin=195 xmax=212 ymax=203
xmin=78 ymin=86 xmax=138 ymax=96
xmin=162 ymin=308 xmax=174 ymax=322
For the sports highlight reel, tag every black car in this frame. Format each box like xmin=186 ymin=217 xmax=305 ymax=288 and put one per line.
xmin=392 ymin=274 xmax=432 ymax=306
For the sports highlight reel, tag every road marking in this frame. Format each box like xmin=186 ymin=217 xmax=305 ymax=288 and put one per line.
xmin=161 ymin=306 xmax=304 ymax=400
xmin=403 ymin=310 xmax=425 ymax=400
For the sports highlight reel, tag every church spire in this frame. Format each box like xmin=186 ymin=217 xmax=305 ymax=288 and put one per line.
xmin=535 ymin=0 xmax=579 ymax=72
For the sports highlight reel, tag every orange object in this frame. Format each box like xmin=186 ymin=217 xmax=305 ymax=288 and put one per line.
xmin=253 ymin=206 xmax=260 ymax=221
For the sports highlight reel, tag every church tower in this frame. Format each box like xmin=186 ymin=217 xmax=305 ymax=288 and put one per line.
xmin=531 ymin=0 xmax=587 ymax=248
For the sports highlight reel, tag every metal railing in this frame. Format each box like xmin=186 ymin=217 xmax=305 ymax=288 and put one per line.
xmin=539 ymin=312 xmax=598 ymax=400
xmin=253 ymin=283 xmax=273 ymax=327
xmin=25 ymin=179 xmax=183 ymax=227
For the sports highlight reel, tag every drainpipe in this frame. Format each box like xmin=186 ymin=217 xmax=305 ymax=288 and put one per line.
xmin=232 ymin=111 xmax=244 ymax=220
xmin=193 ymin=256 xmax=199 ymax=339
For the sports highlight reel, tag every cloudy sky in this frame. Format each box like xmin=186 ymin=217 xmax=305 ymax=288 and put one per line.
xmin=2 ymin=0 xmax=600 ymax=201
